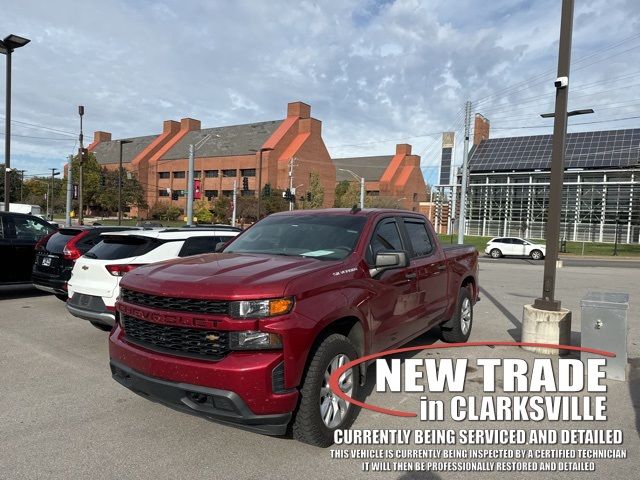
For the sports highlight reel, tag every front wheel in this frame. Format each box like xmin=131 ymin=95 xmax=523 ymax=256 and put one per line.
xmin=490 ymin=248 xmax=502 ymax=259
xmin=292 ymin=334 xmax=360 ymax=447
xmin=530 ymin=249 xmax=544 ymax=260
xmin=440 ymin=287 xmax=473 ymax=343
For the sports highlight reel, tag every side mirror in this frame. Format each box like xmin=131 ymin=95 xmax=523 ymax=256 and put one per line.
xmin=369 ymin=250 xmax=409 ymax=277
xmin=214 ymin=241 xmax=228 ymax=253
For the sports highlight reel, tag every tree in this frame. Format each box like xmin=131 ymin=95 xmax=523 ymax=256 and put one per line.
xmin=193 ymin=199 xmax=213 ymax=223
xmin=148 ymin=201 xmax=181 ymax=221
xmin=334 ymin=181 xmax=361 ymax=208
xmin=212 ymin=196 xmax=232 ymax=223
xmin=94 ymin=167 xmax=147 ymax=214
xmin=237 ymin=196 xmax=258 ymax=222
xmin=334 ymin=180 xmax=351 ymax=207
xmin=262 ymin=188 xmax=289 ymax=215
xmin=303 ymin=171 xmax=324 ymax=209
xmin=0 ymin=165 xmax=23 ymax=204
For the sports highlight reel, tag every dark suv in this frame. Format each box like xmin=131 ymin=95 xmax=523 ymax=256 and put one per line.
xmin=0 ymin=211 xmax=57 ymax=285
xmin=32 ymin=226 xmax=137 ymax=300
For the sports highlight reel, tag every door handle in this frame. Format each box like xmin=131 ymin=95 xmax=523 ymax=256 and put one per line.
xmin=404 ymin=272 xmax=417 ymax=280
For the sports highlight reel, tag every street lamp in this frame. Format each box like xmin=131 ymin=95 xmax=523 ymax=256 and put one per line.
xmin=118 ymin=139 xmax=133 ymax=225
xmin=1 ymin=34 xmax=30 ymax=211
xmin=540 ymin=108 xmax=594 ymax=118
xmin=338 ymin=168 xmax=365 ymax=209
xmin=250 ymin=147 xmax=274 ymax=219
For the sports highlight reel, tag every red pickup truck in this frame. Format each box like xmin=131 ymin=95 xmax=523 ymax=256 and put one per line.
xmin=109 ymin=208 xmax=478 ymax=446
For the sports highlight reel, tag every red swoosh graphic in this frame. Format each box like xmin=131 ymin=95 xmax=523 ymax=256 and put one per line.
xmin=328 ymin=341 xmax=616 ymax=418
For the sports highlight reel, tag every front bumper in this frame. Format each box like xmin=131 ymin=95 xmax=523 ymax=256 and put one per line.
xmin=66 ymin=293 xmax=115 ymax=326
xmin=110 ymin=360 xmax=292 ymax=436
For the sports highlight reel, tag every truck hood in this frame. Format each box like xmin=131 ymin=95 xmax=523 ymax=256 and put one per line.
xmin=120 ymin=252 xmax=336 ymax=299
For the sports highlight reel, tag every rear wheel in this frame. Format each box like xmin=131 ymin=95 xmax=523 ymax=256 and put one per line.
xmin=440 ymin=287 xmax=473 ymax=343
xmin=490 ymin=248 xmax=502 ymax=259
xmin=530 ymin=249 xmax=544 ymax=260
xmin=90 ymin=321 xmax=112 ymax=332
xmin=55 ymin=294 xmax=68 ymax=302
xmin=292 ymin=334 xmax=360 ymax=447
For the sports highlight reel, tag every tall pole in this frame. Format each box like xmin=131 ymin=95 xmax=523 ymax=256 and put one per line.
xmin=65 ymin=158 xmax=72 ymax=226
xmin=186 ymin=143 xmax=195 ymax=226
xmin=457 ymin=101 xmax=472 ymax=244
xmin=359 ymin=176 xmax=365 ymax=209
xmin=533 ymin=0 xmax=574 ymax=312
xmin=3 ymin=50 xmax=11 ymax=211
xmin=118 ymin=140 xmax=124 ymax=225
xmin=48 ymin=168 xmax=59 ymax=220
xmin=18 ymin=169 xmax=24 ymax=201
xmin=257 ymin=149 xmax=263 ymax=219
xmin=288 ymin=157 xmax=295 ymax=211
xmin=78 ymin=106 xmax=84 ymax=225
xmin=231 ymin=179 xmax=237 ymax=227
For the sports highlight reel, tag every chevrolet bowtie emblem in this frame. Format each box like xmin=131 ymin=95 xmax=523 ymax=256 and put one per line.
xmin=82 ymin=265 xmax=89 ymax=270
xmin=205 ymin=334 xmax=219 ymax=342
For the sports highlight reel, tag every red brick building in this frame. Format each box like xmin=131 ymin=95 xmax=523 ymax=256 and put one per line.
xmin=332 ymin=144 xmax=427 ymax=211
xmin=88 ymin=101 xmax=336 ymax=215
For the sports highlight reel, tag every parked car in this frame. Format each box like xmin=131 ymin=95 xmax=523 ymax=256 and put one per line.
xmin=109 ymin=208 xmax=479 ymax=446
xmin=32 ymin=226 xmax=139 ymax=300
xmin=66 ymin=227 xmax=240 ymax=331
xmin=0 ymin=211 xmax=57 ymax=285
xmin=484 ymin=237 xmax=546 ymax=260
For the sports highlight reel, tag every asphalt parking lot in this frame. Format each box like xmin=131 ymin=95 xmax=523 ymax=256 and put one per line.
xmin=1 ymin=259 xmax=639 ymax=479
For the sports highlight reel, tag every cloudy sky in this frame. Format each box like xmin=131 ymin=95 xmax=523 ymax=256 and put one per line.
xmin=2 ymin=0 xmax=640 ymax=184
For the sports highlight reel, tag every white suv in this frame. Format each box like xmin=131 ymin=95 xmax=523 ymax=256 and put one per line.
xmin=66 ymin=226 xmax=240 ymax=330
xmin=485 ymin=237 xmax=546 ymax=260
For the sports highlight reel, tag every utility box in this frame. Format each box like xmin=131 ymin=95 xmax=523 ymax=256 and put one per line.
xmin=580 ymin=292 xmax=629 ymax=381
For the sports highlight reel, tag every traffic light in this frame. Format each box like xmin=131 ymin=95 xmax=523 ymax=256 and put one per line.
xmin=171 ymin=191 xmax=179 ymax=200
xmin=263 ymin=184 xmax=271 ymax=197
xmin=283 ymin=188 xmax=293 ymax=201
xmin=79 ymin=147 xmax=89 ymax=164
xmin=242 ymin=176 xmax=249 ymax=191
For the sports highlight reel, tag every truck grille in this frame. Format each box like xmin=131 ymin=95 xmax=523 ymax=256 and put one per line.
xmin=121 ymin=315 xmax=229 ymax=360
xmin=121 ymin=289 xmax=229 ymax=315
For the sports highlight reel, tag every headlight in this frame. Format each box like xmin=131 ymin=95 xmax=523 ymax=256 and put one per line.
xmin=229 ymin=331 xmax=282 ymax=350
xmin=229 ymin=297 xmax=294 ymax=319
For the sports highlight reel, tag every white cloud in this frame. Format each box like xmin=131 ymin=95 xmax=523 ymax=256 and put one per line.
xmin=1 ymin=0 xmax=639 ymax=186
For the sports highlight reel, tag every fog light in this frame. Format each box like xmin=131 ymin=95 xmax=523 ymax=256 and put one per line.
xmin=229 ymin=331 xmax=282 ymax=350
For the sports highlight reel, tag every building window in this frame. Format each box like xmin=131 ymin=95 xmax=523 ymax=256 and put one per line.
xmin=204 ymin=190 xmax=218 ymax=199
xmin=204 ymin=170 xmax=218 ymax=178
xmin=222 ymin=169 xmax=237 ymax=178
xmin=241 ymin=190 xmax=255 ymax=197
xmin=222 ymin=190 xmax=234 ymax=197
xmin=158 ymin=172 xmax=170 ymax=179
xmin=367 ymin=190 xmax=380 ymax=196
xmin=194 ymin=171 xmax=201 ymax=178
xmin=173 ymin=171 xmax=186 ymax=179
xmin=413 ymin=192 xmax=418 ymax=202
xmin=240 ymin=168 xmax=256 ymax=177
xmin=158 ymin=189 xmax=169 ymax=197
xmin=176 ymin=190 xmax=186 ymax=197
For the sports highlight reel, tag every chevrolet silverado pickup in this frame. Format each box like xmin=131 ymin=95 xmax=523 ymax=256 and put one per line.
xmin=109 ymin=208 xmax=478 ymax=447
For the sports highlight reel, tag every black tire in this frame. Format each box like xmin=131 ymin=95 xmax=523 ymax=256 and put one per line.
xmin=440 ymin=287 xmax=473 ymax=343
xmin=490 ymin=248 xmax=502 ymax=259
xmin=55 ymin=294 xmax=68 ymax=302
xmin=292 ymin=334 xmax=360 ymax=447
xmin=90 ymin=321 xmax=112 ymax=332
xmin=530 ymin=249 xmax=544 ymax=260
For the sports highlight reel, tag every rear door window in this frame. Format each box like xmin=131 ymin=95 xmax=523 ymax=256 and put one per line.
xmin=403 ymin=220 xmax=434 ymax=257
xmin=9 ymin=215 xmax=55 ymax=242
xmin=86 ymin=236 xmax=159 ymax=260
xmin=178 ymin=236 xmax=224 ymax=257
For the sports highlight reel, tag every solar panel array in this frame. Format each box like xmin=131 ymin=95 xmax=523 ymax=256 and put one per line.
xmin=470 ymin=128 xmax=640 ymax=172
xmin=439 ymin=147 xmax=452 ymax=185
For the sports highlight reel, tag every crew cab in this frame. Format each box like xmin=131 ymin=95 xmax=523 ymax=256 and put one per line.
xmin=109 ymin=209 xmax=478 ymax=446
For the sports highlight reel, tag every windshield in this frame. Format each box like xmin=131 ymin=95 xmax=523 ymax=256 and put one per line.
xmin=225 ymin=214 xmax=366 ymax=260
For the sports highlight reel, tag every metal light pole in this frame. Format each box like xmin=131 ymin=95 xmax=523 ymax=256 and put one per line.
xmin=231 ymin=179 xmax=237 ymax=227
xmin=533 ymin=0 xmax=575 ymax=312
xmin=65 ymin=158 xmax=72 ymax=226
xmin=118 ymin=139 xmax=132 ymax=225
xmin=47 ymin=168 xmax=60 ymax=220
xmin=338 ymin=168 xmax=365 ymax=209
xmin=1 ymin=34 xmax=30 ymax=211
xmin=186 ymin=143 xmax=195 ymax=226
xmin=457 ymin=101 xmax=472 ymax=244
xmin=613 ymin=217 xmax=620 ymax=256
xmin=77 ymin=106 xmax=85 ymax=225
